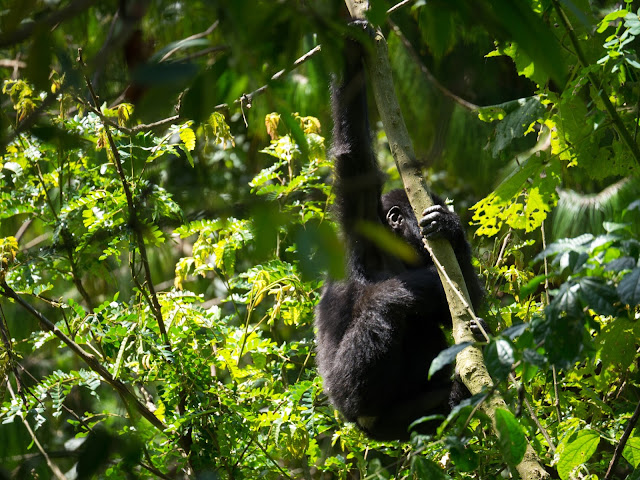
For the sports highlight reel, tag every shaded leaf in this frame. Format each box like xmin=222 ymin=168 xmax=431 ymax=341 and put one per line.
xmin=495 ymin=408 xmax=527 ymax=465
xmin=577 ymin=277 xmax=618 ymax=316
xmin=618 ymin=268 xmax=640 ymax=306
xmin=428 ymin=342 xmax=472 ymax=379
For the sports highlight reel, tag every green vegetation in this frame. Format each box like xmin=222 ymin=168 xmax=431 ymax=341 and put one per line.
xmin=0 ymin=1 xmax=639 ymax=478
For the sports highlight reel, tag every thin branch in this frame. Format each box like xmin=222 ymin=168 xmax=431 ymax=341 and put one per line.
xmin=79 ymin=99 xmax=179 ymax=135
xmin=78 ymin=49 xmax=170 ymax=347
xmin=0 ymin=305 xmax=27 ymax=405
xmin=0 ymin=282 xmax=166 ymax=432
xmin=387 ymin=19 xmax=479 ymax=111
xmin=174 ymin=45 xmax=228 ymax=63
xmin=6 ymin=382 xmax=67 ymax=480
xmin=0 ymin=0 xmax=100 ymax=48
xmin=159 ymin=21 xmax=220 ymax=62
xmin=129 ymin=115 xmax=180 ymax=133
xmin=17 ymin=362 xmax=95 ymax=433
xmin=14 ymin=219 xmax=33 ymax=243
xmin=140 ymin=461 xmax=173 ymax=480
xmin=109 ymin=43 xmax=322 ymax=133
xmin=0 ymin=59 xmax=26 ymax=69
xmin=604 ymin=399 xmax=640 ymax=480
xmin=213 ymin=44 xmax=322 ymax=111
xmin=552 ymin=0 xmax=640 ymax=166
xmin=387 ymin=0 xmax=412 ymax=15
xmin=514 ymin=373 xmax=556 ymax=454
xmin=421 ymin=238 xmax=490 ymax=340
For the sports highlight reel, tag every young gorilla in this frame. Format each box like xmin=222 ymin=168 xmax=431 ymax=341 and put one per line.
xmin=314 ymin=36 xmax=484 ymax=442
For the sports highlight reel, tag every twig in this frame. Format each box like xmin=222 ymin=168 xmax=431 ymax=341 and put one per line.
xmin=80 ymin=99 xmax=179 ymax=135
xmin=78 ymin=48 xmax=170 ymax=348
xmin=6 ymin=383 xmax=67 ymax=480
xmin=108 ymin=43 xmax=321 ymax=132
xmin=387 ymin=0 xmax=412 ymax=15
xmin=514 ymin=373 xmax=556 ymax=454
xmin=494 ymin=231 xmax=512 ymax=268
xmin=0 ymin=305 xmax=27 ymax=404
xmin=17 ymin=362 xmax=95 ymax=433
xmin=129 ymin=115 xmax=180 ymax=133
xmin=213 ymin=44 xmax=322 ymax=111
xmin=174 ymin=45 xmax=228 ymax=63
xmin=159 ymin=21 xmax=220 ymax=62
xmin=14 ymin=219 xmax=33 ymax=243
xmin=0 ymin=0 xmax=99 ymax=48
xmin=604 ymin=399 xmax=640 ymax=480
xmin=0 ymin=59 xmax=26 ymax=69
xmin=0 ymin=281 xmax=166 ymax=432
xmin=140 ymin=461 xmax=173 ymax=480
xmin=552 ymin=0 xmax=640 ymax=166
xmin=422 ymin=238 xmax=490 ymax=340
xmin=388 ymin=19 xmax=479 ymax=112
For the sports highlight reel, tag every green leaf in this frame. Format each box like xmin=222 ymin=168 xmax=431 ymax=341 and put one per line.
xmin=410 ymin=457 xmax=451 ymax=480
xmin=495 ymin=408 xmax=527 ymax=465
xmin=485 ymin=339 xmax=515 ymax=381
xmin=520 ymin=274 xmax=547 ymax=298
xmin=534 ymin=234 xmax=594 ymax=263
xmin=624 ymin=438 xmax=640 ymax=469
xmin=533 ymin=311 xmax=585 ymax=370
xmin=428 ymin=342 xmax=472 ymax=379
xmin=477 ymin=106 xmax=506 ymax=123
xmin=473 ymin=0 xmax=567 ymax=86
xmin=618 ymin=268 xmax=640 ymax=306
xmin=446 ymin=436 xmax=478 ymax=472
xmin=577 ymin=277 xmax=619 ymax=316
xmin=597 ymin=9 xmax=628 ymax=33
xmin=596 ymin=317 xmax=640 ymax=379
xmin=558 ymin=430 xmax=600 ymax=480
xmin=490 ymin=97 xmax=545 ymax=157
xmin=550 ymin=281 xmax=582 ymax=319
xmin=605 ymin=256 xmax=637 ymax=272
xmin=355 ymin=220 xmax=420 ymax=265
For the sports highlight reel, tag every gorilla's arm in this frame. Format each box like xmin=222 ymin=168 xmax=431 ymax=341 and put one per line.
xmin=331 ymin=39 xmax=387 ymax=277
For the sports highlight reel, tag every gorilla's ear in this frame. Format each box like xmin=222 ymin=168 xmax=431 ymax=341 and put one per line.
xmin=386 ymin=206 xmax=404 ymax=230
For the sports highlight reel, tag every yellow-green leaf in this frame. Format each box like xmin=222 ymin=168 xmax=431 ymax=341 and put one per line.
xmin=180 ymin=127 xmax=196 ymax=151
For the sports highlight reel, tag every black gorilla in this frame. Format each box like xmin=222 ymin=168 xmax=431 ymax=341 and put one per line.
xmin=314 ymin=37 xmax=484 ymax=441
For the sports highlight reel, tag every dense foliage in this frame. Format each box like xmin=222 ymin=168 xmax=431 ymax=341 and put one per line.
xmin=0 ymin=0 xmax=639 ymax=479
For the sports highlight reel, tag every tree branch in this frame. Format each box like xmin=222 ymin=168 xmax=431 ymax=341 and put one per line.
xmin=0 ymin=0 xmax=100 ymax=48
xmin=387 ymin=19 xmax=479 ymax=111
xmin=0 ymin=58 xmax=26 ymax=69
xmin=213 ymin=44 xmax=322 ymax=111
xmin=6 ymin=383 xmax=66 ymax=480
xmin=343 ymin=2 xmax=549 ymax=479
xmin=604 ymin=399 xmax=640 ymax=480
xmin=159 ymin=21 xmax=220 ymax=62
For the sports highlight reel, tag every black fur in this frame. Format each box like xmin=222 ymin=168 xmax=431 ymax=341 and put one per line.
xmin=314 ymin=38 xmax=483 ymax=441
